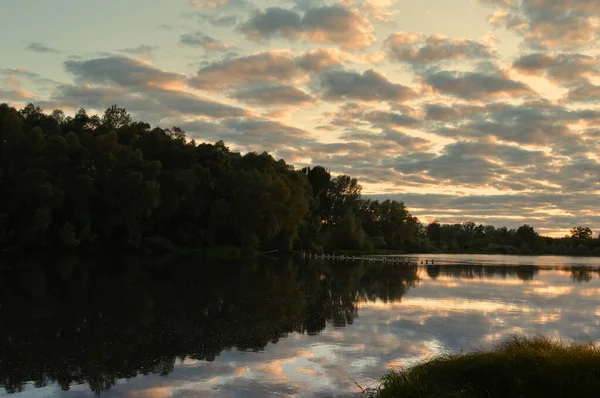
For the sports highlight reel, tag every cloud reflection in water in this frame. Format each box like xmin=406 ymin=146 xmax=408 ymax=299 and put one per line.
xmin=2 ymin=255 xmax=599 ymax=397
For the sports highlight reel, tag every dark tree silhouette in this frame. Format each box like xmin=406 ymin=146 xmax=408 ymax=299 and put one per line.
xmin=1 ymin=103 xmax=599 ymax=256
xmin=571 ymin=226 xmax=593 ymax=240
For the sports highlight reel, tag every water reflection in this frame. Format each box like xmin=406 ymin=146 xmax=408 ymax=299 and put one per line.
xmin=425 ymin=264 xmax=539 ymax=281
xmin=0 ymin=254 xmax=418 ymax=395
xmin=1 ymin=254 xmax=599 ymax=397
xmin=569 ymin=267 xmax=597 ymax=283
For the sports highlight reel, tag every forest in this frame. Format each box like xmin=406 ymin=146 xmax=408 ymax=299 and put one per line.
xmin=1 ymin=103 xmax=599 ymax=256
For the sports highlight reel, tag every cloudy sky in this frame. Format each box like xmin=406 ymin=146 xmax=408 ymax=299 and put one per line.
xmin=1 ymin=0 xmax=599 ymax=236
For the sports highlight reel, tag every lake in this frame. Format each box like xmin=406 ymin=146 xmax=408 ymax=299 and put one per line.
xmin=1 ymin=254 xmax=599 ymax=397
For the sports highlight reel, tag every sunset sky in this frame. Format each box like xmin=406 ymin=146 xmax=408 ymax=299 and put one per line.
xmin=1 ymin=0 xmax=599 ymax=237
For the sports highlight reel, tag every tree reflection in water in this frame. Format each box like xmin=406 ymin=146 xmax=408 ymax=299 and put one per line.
xmin=426 ymin=264 xmax=539 ymax=281
xmin=0 ymin=254 xmax=419 ymax=394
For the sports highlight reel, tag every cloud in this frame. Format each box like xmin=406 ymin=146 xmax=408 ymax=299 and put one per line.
xmin=145 ymin=87 xmax=249 ymax=118
xmin=0 ymin=88 xmax=36 ymax=101
xmin=195 ymin=13 xmax=239 ymax=27
xmin=190 ymin=0 xmax=227 ymax=9
xmin=0 ymin=70 xmax=32 ymax=99
xmin=383 ymin=142 xmax=568 ymax=192
xmin=304 ymin=133 xmax=432 ymax=184
xmin=526 ymin=17 xmax=598 ymax=50
xmin=329 ymin=0 xmax=398 ymax=23
xmin=385 ymin=32 xmax=494 ymax=66
xmin=45 ymin=84 xmax=249 ymax=119
xmin=180 ymin=32 xmax=233 ymax=51
xmin=362 ymin=110 xmax=421 ymax=128
xmin=189 ymin=0 xmax=252 ymax=10
xmin=189 ymin=49 xmax=342 ymax=90
xmin=428 ymin=101 xmax=600 ymax=145
xmin=424 ymin=103 xmax=484 ymax=122
xmin=423 ymin=70 xmax=535 ymax=100
xmin=481 ymin=0 xmax=600 ymax=49
xmin=0 ymin=68 xmax=39 ymax=79
xmin=240 ymin=6 xmax=375 ymax=50
xmin=318 ymin=69 xmax=417 ymax=102
xmin=241 ymin=7 xmax=301 ymax=37
xmin=321 ymin=101 xmax=373 ymax=129
xmin=303 ymin=103 xmax=433 ymax=179
xmin=321 ymin=102 xmax=422 ymax=134
xmin=64 ymin=56 xmax=185 ymax=88
xmin=42 ymin=84 xmax=127 ymax=110
xmin=344 ymin=128 xmax=430 ymax=151
xmin=52 ymin=56 xmax=249 ymax=119
xmin=230 ymin=83 xmax=315 ymax=106
xmin=476 ymin=0 xmax=519 ymax=6
xmin=25 ymin=42 xmax=59 ymax=53
xmin=444 ymin=140 xmax=548 ymax=167
xmin=295 ymin=48 xmax=346 ymax=72
xmin=566 ymin=83 xmax=600 ymax=103
xmin=393 ymin=152 xmax=508 ymax=187
xmin=177 ymin=117 xmax=315 ymax=152
xmin=189 ymin=52 xmax=298 ymax=89
xmin=1 ymin=76 xmax=20 ymax=90
xmin=0 ymin=67 xmax=59 ymax=91
xmin=118 ymin=45 xmax=159 ymax=58
xmin=512 ymin=53 xmax=599 ymax=86
xmin=223 ymin=118 xmax=313 ymax=144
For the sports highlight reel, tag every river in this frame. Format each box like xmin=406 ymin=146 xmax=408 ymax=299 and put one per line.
xmin=1 ymin=254 xmax=599 ymax=397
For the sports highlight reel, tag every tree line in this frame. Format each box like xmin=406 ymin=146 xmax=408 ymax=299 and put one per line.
xmin=1 ymin=103 xmax=598 ymax=255
xmin=424 ymin=222 xmax=600 ymax=256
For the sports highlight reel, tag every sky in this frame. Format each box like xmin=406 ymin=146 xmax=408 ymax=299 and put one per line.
xmin=1 ymin=0 xmax=599 ymax=237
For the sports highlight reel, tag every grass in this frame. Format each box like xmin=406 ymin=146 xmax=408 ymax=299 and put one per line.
xmin=367 ymin=335 xmax=600 ymax=398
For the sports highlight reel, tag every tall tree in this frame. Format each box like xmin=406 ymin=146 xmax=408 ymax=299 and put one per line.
xmin=571 ymin=226 xmax=593 ymax=240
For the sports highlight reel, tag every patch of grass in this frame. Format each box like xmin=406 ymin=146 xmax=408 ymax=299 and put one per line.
xmin=369 ymin=335 xmax=600 ymax=398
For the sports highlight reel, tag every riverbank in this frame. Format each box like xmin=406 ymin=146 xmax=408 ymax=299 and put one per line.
xmin=368 ymin=335 xmax=600 ymax=398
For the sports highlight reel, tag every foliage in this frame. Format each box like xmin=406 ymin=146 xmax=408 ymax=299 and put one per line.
xmin=1 ymin=103 xmax=598 ymax=255
xmin=0 ymin=104 xmax=311 ymax=251
xmin=371 ymin=335 xmax=600 ymax=398
xmin=425 ymin=220 xmax=600 ymax=256
xmin=298 ymin=166 xmax=423 ymax=252
xmin=0 ymin=102 xmax=426 ymax=253
xmin=571 ymin=226 xmax=593 ymax=240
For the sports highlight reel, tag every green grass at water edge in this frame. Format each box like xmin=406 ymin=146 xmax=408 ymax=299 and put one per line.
xmin=369 ymin=335 xmax=600 ymax=398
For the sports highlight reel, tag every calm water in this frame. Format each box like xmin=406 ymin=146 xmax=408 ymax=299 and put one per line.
xmin=1 ymin=254 xmax=600 ymax=397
